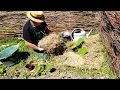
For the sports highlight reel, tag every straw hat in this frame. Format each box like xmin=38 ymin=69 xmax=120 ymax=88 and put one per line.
xmin=26 ymin=11 xmax=45 ymax=23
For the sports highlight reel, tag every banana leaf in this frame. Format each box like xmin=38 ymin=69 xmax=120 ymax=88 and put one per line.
xmin=0 ymin=44 xmax=19 ymax=61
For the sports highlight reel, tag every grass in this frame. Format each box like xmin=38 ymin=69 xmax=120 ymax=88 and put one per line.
xmin=59 ymin=37 xmax=118 ymax=79
xmin=0 ymin=36 xmax=118 ymax=79
xmin=98 ymin=40 xmax=118 ymax=79
xmin=0 ymin=37 xmax=57 ymax=79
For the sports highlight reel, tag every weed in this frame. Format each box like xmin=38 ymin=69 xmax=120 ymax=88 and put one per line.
xmin=71 ymin=38 xmax=84 ymax=49
xmin=71 ymin=38 xmax=88 ymax=56
xmin=21 ymin=71 xmax=31 ymax=79
xmin=45 ymin=65 xmax=56 ymax=73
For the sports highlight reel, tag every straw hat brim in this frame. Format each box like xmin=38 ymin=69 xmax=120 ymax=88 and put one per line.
xmin=26 ymin=11 xmax=45 ymax=23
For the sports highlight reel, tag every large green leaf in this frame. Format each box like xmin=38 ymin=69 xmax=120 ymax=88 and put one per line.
xmin=76 ymin=38 xmax=84 ymax=47
xmin=78 ymin=47 xmax=88 ymax=56
xmin=0 ymin=44 xmax=19 ymax=60
xmin=71 ymin=38 xmax=84 ymax=49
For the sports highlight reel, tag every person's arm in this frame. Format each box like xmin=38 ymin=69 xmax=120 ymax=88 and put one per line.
xmin=25 ymin=40 xmax=39 ymax=50
xmin=45 ymin=26 xmax=52 ymax=35
xmin=25 ymin=40 xmax=44 ymax=51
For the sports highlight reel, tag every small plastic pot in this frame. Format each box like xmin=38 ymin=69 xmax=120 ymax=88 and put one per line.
xmin=25 ymin=64 xmax=35 ymax=71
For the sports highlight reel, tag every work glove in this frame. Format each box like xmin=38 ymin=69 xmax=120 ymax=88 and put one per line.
xmin=38 ymin=48 xmax=46 ymax=53
xmin=38 ymin=48 xmax=45 ymax=51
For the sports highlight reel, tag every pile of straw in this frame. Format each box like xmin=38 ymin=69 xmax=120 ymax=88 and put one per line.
xmin=38 ymin=33 xmax=65 ymax=55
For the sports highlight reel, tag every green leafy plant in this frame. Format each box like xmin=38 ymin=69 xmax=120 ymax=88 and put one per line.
xmin=78 ymin=47 xmax=88 ymax=56
xmin=37 ymin=65 xmax=45 ymax=73
xmin=71 ymin=38 xmax=88 ymax=56
xmin=45 ymin=65 xmax=56 ymax=73
xmin=31 ymin=65 xmax=45 ymax=77
xmin=76 ymin=38 xmax=84 ymax=47
xmin=0 ymin=68 xmax=4 ymax=74
xmin=31 ymin=65 xmax=56 ymax=76
xmin=21 ymin=72 xmax=30 ymax=79
xmin=71 ymin=38 xmax=84 ymax=49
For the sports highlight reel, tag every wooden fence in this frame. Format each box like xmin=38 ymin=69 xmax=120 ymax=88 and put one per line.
xmin=99 ymin=11 xmax=120 ymax=77
xmin=0 ymin=29 xmax=23 ymax=38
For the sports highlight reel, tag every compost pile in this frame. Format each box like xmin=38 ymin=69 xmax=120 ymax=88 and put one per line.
xmin=38 ymin=33 xmax=66 ymax=55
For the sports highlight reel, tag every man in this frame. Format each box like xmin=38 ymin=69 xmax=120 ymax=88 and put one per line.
xmin=23 ymin=11 xmax=51 ymax=52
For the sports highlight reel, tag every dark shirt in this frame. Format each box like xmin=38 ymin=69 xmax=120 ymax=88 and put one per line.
xmin=23 ymin=20 xmax=47 ymax=45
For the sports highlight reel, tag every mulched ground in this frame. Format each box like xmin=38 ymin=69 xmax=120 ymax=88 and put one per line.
xmin=0 ymin=11 xmax=106 ymax=79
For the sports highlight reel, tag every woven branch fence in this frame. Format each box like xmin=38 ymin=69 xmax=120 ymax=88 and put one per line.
xmin=99 ymin=11 xmax=120 ymax=77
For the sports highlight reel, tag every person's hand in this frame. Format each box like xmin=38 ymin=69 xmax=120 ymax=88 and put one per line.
xmin=38 ymin=48 xmax=45 ymax=52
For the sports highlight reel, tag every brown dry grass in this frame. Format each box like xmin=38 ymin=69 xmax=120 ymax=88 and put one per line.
xmin=38 ymin=33 xmax=66 ymax=55
xmin=52 ymin=34 xmax=104 ymax=70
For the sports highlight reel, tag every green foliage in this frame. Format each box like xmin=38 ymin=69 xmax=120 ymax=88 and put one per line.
xmin=31 ymin=65 xmax=45 ymax=77
xmin=31 ymin=64 xmax=56 ymax=77
xmin=71 ymin=38 xmax=84 ymax=49
xmin=2 ymin=35 xmax=116 ymax=79
xmin=45 ymin=65 xmax=56 ymax=73
xmin=99 ymin=64 xmax=117 ymax=79
xmin=98 ymin=40 xmax=118 ymax=79
xmin=76 ymin=38 xmax=84 ymax=47
xmin=78 ymin=47 xmax=88 ymax=56
xmin=71 ymin=38 xmax=88 ymax=56
xmin=0 ymin=68 xmax=4 ymax=74
xmin=0 ymin=37 xmax=21 ymax=48
xmin=0 ymin=44 xmax=19 ymax=60
xmin=21 ymin=71 xmax=30 ymax=79
xmin=37 ymin=65 xmax=45 ymax=73
xmin=0 ymin=65 xmax=6 ymax=75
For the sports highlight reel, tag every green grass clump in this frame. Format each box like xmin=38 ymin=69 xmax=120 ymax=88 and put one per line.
xmin=45 ymin=65 xmax=56 ymax=73
xmin=98 ymin=40 xmax=118 ymax=79
xmin=0 ymin=65 xmax=6 ymax=76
